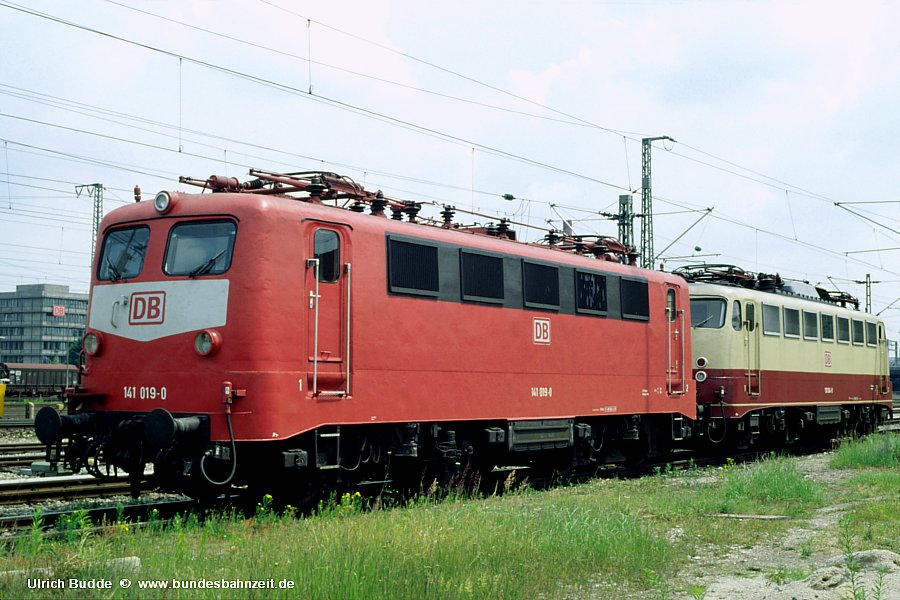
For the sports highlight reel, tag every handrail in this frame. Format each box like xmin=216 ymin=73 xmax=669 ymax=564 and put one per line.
xmin=306 ymin=258 xmax=320 ymax=395
xmin=345 ymin=263 xmax=351 ymax=396
xmin=310 ymin=261 xmax=353 ymax=398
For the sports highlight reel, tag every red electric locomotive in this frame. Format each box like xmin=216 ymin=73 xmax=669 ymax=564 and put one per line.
xmin=36 ymin=169 xmax=695 ymax=497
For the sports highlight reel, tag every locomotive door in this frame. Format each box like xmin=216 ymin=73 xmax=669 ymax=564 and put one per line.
xmin=306 ymin=224 xmax=351 ymax=397
xmin=666 ymin=287 xmax=686 ymax=395
xmin=745 ymin=302 xmax=761 ymax=396
xmin=877 ymin=324 xmax=890 ymax=395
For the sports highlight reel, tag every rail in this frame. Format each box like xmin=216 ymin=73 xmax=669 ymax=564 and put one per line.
xmin=0 ymin=442 xmax=46 ymax=467
xmin=0 ymin=476 xmax=136 ymax=506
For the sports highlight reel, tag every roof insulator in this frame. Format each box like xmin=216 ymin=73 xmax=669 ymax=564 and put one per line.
xmin=441 ymin=205 xmax=456 ymax=227
xmin=305 ymin=175 xmax=327 ymax=197
xmin=403 ymin=201 xmax=421 ymax=223
xmin=371 ymin=190 xmax=387 ymax=217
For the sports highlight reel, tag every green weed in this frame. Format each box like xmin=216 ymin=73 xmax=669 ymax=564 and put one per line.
xmin=718 ymin=454 xmax=823 ymax=516
xmin=767 ymin=565 xmax=808 ymax=584
xmin=831 ymin=434 xmax=900 ymax=469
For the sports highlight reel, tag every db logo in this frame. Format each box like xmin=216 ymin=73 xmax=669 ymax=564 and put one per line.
xmin=533 ymin=317 xmax=551 ymax=345
xmin=129 ymin=291 xmax=166 ymax=325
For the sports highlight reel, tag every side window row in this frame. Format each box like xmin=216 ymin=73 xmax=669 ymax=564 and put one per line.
xmin=761 ymin=301 xmax=877 ymax=347
xmin=386 ymin=237 xmax=650 ymax=320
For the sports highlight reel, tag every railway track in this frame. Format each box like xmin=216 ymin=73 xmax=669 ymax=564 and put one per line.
xmin=0 ymin=476 xmax=136 ymax=506
xmin=880 ymin=421 xmax=900 ymax=432
xmin=0 ymin=442 xmax=44 ymax=453
xmin=0 ymin=402 xmax=59 ymax=428
xmin=0 ymin=402 xmax=62 ymax=419
xmin=0 ymin=498 xmax=198 ymax=531
xmin=0 ymin=442 xmax=46 ymax=468
xmin=0 ymin=419 xmax=36 ymax=429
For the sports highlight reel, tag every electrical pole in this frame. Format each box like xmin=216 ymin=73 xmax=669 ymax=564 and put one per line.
xmin=76 ymin=183 xmax=103 ymax=267
xmin=618 ymin=194 xmax=634 ymax=249
xmin=833 ymin=273 xmax=881 ymax=313
xmin=848 ymin=274 xmax=876 ymax=313
xmin=640 ymin=136 xmax=674 ymax=269
xmin=866 ymin=273 xmax=872 ymax=313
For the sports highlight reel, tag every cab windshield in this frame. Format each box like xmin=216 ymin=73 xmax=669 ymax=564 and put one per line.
xmin=690 ymin=298 xmax=726 ymax=328
xmin=98 ymin=226 xmax=150 ymax=281
xmin=164 ymin=220 xmax=237 ymax=277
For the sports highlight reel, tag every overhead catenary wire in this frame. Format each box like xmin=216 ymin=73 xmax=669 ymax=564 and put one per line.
xmin=0 ymin=2 xmax=882 ymax=221
xmin=6 ymin=111 xmax=899 ymax=292
xmin=0 ymin=1 xmax=628 ymax=193
xmin=117 ymin=0 xmax=867 ymax=213
xmin=102 ymin=0 xmax=599 ymax=130
xmin=1 ymin=0 xmax=899 ymax=314
xmin=7 ymin=115 xmax=900 ymax=286
xmin=255 ymin=0 xmax=880 ymax=214
xmin=0 ymin=0 xmax=887 ymax=226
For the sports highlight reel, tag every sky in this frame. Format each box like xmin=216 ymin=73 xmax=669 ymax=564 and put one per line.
xmin=2 ymin=0 xmax=900 ymax=337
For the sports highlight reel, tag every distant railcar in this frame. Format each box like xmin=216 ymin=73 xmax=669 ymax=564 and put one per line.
xmin=0 ymin=362 xmax=80 ymax=398
xmin=890 ymin=365 xmax=900 ymax=394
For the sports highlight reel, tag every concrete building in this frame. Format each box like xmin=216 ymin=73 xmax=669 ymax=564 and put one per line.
xmin=0 ymin=284 xmax=88 ymax=364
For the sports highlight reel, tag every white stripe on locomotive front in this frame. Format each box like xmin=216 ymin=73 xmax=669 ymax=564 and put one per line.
xmin=89 ymin=280 xmax=230 ymax=342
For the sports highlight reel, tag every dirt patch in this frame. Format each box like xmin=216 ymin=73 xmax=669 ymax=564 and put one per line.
xmin=675 ymin=452 xmax=899 ymax=599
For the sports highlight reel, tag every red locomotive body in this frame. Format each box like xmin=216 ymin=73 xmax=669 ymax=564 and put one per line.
xmin=37 ymin=171 xmax=695 ymax=496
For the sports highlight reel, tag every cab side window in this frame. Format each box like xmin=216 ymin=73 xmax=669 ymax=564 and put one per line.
xmin=314 ymin=230 xmax=341 ymax=283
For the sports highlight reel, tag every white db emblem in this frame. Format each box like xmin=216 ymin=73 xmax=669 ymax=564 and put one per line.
xmin=533 ymin=318 xmax=551 ymax=345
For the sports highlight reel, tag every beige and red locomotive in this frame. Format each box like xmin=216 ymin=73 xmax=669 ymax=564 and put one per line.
xmin=677 ymin=265 xmax=892 ymax=449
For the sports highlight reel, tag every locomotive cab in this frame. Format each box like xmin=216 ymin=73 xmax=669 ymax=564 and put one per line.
xmin=38 ymin=195 xmax=246 ymax=495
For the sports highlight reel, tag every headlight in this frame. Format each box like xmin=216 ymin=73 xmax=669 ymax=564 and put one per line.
xmin=154 ymin=191 xmax=174 ymax=214
xmin=83 ymin=332 xmax=102 ymax=356
xmin=194 ymin=329 xmax=222 ymax=356
xmin=695 ymin=370 xmax=708 ymax=383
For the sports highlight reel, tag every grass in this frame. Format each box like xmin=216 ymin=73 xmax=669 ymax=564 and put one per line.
xmin=0 ymin=491 xmax=674 ymax=599
xmin=0 ymin=445 xmax=893 ymax=599
xmin=830 ymin=433 xmax=900 ymax=469
xmin=717 ymin=453 xmax=824 ymax=517
xmin=766 ymin=565 xmax=809 ymax=585
xmin=829 ymin=435 xmax=900 ymax=555
xmin=839 ymin=484 xmax=900 ymax=554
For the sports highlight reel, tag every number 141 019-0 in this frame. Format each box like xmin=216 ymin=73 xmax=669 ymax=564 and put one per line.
xmin=123 ymin=386 xmax=167 ymax=401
